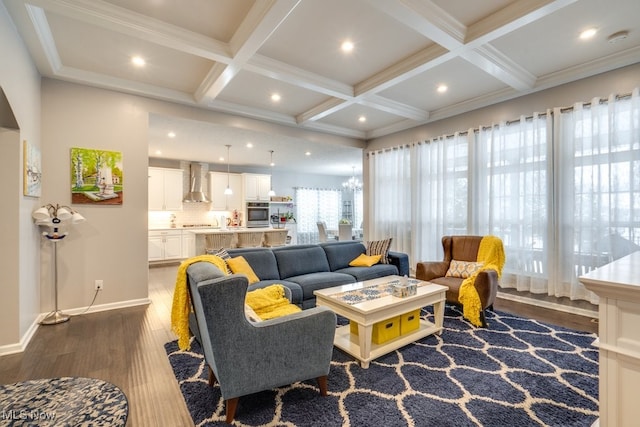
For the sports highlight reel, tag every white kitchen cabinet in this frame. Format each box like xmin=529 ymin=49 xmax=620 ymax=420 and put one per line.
xmin=149 ymin=167 xmax=184 ymax=211
xmin=243 ymin=174 xmax=271 ymax=201
xmin=148 ymin=230 xmax=183 ymax=261
xmin=209 ymin=172 xmax=243 ymax=212
xmin=182 ymin=231 xmax=195 ymax=259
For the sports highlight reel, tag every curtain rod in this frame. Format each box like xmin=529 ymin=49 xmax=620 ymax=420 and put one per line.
xmin=366 ymin=90 xmax=635 ymax=156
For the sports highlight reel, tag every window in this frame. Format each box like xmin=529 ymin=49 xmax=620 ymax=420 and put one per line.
xmin=294 ymin=187 xmax=342 ymax=244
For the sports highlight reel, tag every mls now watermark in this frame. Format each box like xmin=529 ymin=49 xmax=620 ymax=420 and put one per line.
xmin=1 ymin=409 xmax=56 ymax=422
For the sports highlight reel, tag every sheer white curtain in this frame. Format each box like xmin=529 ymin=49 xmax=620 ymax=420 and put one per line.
xmin=354 ymin=189 xmax=364 ymax=230
xmin=412 ymin=133 xmax=471 ymax=264
xmin=367 ymin=134 xmax=470 ymax=268
xmin=294 ymin=187 xmax=342 ymax=244
xmin=476 ymin=114 xmax=550 ymax=295
xmin=367 ymin=146 xmax=412 ymax=256
xmin=552 ymin=88 xmax=640 ymax=303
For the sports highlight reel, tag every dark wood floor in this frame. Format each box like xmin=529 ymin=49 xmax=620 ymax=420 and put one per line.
xmin=0 ymin=265 xmax=598 ymax=426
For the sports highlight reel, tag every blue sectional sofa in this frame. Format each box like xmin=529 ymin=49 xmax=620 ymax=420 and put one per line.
xmin=226 ymin=240 xmax=409 ymax=309
xmin=186 ymin=240 xmax=409 ymax=310
xmin=185 ymin=240 xmax=409 ymax=343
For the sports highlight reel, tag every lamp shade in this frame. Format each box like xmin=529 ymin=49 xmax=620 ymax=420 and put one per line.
xmin=55 ymin=207 xmax=72 ymax=220
xmin=32 ymin=207 xmax=51 ymax=221
xmin=71 ymin=211 xmax=86 ymax=224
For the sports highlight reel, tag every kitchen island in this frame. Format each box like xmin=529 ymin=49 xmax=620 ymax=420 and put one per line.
xmin=188 ymin=227 xmax=285 ymax=253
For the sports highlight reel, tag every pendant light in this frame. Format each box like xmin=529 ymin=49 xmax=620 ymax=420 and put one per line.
xmin=224 ymin=145 xmax=233 ymax=195
xmin=268 ymin=150 xmax=276 ymax=197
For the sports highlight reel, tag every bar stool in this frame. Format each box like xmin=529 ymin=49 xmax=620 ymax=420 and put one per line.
xmin=205 ymin=233 xmax=234 ymax=253
xmin=263 ymin=229 xmax=288 ymax=247
xmin=236 ymin=231 xmax=264 ymax=248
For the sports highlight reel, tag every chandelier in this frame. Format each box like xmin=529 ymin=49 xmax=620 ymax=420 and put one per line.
xmin=342 ymin=166 xmax=362 ymax=191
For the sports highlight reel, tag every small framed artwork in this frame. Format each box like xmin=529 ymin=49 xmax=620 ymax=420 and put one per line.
xmin=23 ymin=140 xmax=42 ymax=197
xmin=70 ymin=147 xmax=123 ymax=205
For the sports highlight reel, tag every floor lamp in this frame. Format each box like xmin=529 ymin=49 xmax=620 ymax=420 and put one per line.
xmin=32 ymin=203 xmax=86 ymax=325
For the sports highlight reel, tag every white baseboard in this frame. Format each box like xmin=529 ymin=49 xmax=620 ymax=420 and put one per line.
xmin=0 ymin=298 xmax=151 ymax=356
xmin=497 ymin=291 xmax=598 ymax=319
xmin=57 ymin=298 xmax=151 ymax=317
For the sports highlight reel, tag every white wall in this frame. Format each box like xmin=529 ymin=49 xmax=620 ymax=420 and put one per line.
xmin=0 ymin=2 xmax=42 ymax=352
xmin=40 ymin=78 xmax=365 ymax=320
xmin=40 ymin=81 xmax=151 ymax=310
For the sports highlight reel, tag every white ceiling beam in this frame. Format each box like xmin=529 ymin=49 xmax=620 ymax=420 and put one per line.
xmin=465 ymin=0 xmax=580 ymax=46
xmin=296 ymin=98 xmax=353 ymax=124
xmin=461 ymin=45 xmax=537 ymax=91
xmin=24 ymin=5 xmax=61 ymax=74
xmin=26 ymin=0 xmax=232 ymax=62
xmin=354 ymin=44 xmax=452 ymax=96
xmin=360 ymin=95 xmax=429 ymax=122
xmin=363 ymin=0 xmax=465 ymax=49
xmin=54 ymin=65 xmax=198 ymax=105
xmin=244 ymin=54 xmax=354 ymax=99
xmin=201 ymin=0 xmax=301 ymax=100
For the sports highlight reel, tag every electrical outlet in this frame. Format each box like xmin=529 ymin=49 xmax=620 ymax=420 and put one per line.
xmin=95 ymin=280 xmax=104 ymax=291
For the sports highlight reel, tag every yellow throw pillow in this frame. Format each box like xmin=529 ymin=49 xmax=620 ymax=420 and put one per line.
xmin=445 ymin=260 xmax=484 ymax=278
xmin=227 ymin=256 xmax=260 ymax=284
xmin=349 ymin=253 xmax=382 ymax=267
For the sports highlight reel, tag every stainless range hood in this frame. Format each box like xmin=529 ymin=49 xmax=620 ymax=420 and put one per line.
xmin=183 ymin=163 xmax=210 ymax=203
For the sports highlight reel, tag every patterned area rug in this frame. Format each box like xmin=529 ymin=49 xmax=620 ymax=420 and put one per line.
xmin=165 ymin=305 xmax=598 ymax=427
xmin=0 ymin=377 xmax=128 ymax=426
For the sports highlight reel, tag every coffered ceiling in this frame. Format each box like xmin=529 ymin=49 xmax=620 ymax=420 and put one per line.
xmin=4 ymin=0 xmax=640 ymax=175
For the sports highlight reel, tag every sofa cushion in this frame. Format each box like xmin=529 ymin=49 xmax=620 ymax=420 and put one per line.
xmin=321 ymin=241 xmax=366 ymax=271
xmin=226 ymin=248 xmax=280 ymax=280
xmin=273 ymin=245 xmax=330 ymax=278
xmin=366 ymin=238 xmax=393 ymax=264
xmin=349 ymin=253 xmax=381 ymax=267
xmin=286 ymin=271 xmax=356 ymax=301
xmin=227 ymin=256 xmax=260 ymax=284
xmin=335 ymin=263 xmax=399 ymax=282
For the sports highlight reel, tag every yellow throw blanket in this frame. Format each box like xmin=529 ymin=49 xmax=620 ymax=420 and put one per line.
xmin=458 ymin=235 xmax=505 ymax=327
xmin=246 ymin=285 xmax=301 ymax=320
xmin=171 ymin=255 xmax=228 ymax=351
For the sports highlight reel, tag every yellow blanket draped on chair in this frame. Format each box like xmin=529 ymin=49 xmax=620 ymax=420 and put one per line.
xmin=171 ymin=255 xmax=302 ymax=350
xmin=171 ymin=255 xmax=228 ymax=351
xmin=458 ymin=235 xmax=505 ymax=327
xmin=245 ymin=285 xmax=302 ymax=320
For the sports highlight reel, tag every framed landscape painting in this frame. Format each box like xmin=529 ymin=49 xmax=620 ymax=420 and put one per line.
xmin=23 ymin=140 xmax=41 ymax=197
xmin=70 ymin=147 xmax=123 ymax=205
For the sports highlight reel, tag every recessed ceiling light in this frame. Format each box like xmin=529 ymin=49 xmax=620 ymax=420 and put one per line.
xmin=131 ymin=56 xmax=146 ymax=67
xmin=579 ymin=28 xmax=598 ymax=40
xmin=305 ymin=151 xmax=311 ymax=156
xmin=167 ymin=131 xmax=176 ymax=138
xmin=271 ymin=93 xmax=281 ymax=102
xmin=341 ymin=40 xmax=354 ymax=53
xmin=358 ymin=115 xmax=367 ymax=123
xmin=437 ymin=84 xmax=448 ymax=93
xmin=246 ymin=142 xmax=253 ymax=148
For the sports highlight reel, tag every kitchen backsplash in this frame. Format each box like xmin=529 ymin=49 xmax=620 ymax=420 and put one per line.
xmin=149 ymin=203 xmax=231 ymax=229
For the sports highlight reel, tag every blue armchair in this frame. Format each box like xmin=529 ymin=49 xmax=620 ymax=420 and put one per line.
xmin=187 ymin=266 xmax=337 ymax=424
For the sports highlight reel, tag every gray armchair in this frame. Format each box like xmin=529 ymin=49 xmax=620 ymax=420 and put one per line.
xmin=188 ymin=268 xmax=337 ymax=424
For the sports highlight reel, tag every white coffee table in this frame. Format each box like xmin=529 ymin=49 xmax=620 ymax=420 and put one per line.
xmin=314 ymin=275 xmax=447 ymax=368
